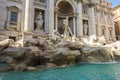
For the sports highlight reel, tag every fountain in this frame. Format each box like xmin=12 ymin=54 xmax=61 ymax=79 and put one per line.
xmin=0 ymin=15 xmax=120 ymax=71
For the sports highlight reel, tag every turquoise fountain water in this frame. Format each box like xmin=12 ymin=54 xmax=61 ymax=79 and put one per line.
xmin=0 ymin=62 xmax=120 ymax=80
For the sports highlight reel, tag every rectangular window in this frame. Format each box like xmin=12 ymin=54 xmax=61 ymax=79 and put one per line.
xmin=10 ymin=11 xmax=18 ymax=23
xmin=102 ymin=29 xmax=105 ymax=36
xmin=110 ymin=30 xmax=112 ymax=37
xmin=38 ymin=0 xmax=45 ymax=3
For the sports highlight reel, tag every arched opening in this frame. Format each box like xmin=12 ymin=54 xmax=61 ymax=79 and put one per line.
xmin=57 ymin=1 xmax=74 ymax=16
xmin=55 ymin=0 xmax=76 ymax=35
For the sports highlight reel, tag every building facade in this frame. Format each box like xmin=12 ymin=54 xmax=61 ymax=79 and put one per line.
xmin=0 ymin=0 xmax=116 ymax=41
xmin=113 ymin=5 xmax=120 ymax=40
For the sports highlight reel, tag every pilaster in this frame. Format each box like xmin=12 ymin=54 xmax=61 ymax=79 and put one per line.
xmin=21 ymin=0 xmax=25 ymax=32
xmin=77 ymin=1 xmax=83 ymax=37
xmin=88 ymin=4 xmax=96 ymax=36
xmin=0 ymin=0 xmax=7 ymax=30
xmin=112 ymin=19 xmax=116 ymax=40
xmin=105 ymin=14 xmax=109 ymax=39
xmin=45 ymin=0 xmax=54 ymax=35
xmin=73 ymin=16 xmax=76 ymax=36
xmin=97 ymin=11 xmax=101 ymax=36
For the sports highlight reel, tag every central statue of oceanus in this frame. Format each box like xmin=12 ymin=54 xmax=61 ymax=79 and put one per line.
xmin=63 ymin=17 xmax=73 ymax=36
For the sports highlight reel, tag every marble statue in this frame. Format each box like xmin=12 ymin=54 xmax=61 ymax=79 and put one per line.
xmin=83 ymin=22 xmax=88 ymax=36
xmin=63 ymin=17 xmax=73 ymax=36
xmin=35 ymin=12 xmax=44 ymax=31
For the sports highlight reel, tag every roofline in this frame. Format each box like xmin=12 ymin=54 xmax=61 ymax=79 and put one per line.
xmin=113 ymin=5 xmax=120 ymax=10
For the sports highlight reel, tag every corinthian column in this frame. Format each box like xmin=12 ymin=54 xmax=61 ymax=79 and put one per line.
xmin=49 ymin=0 xmax=54 ymax=35
xmin=88 ymin=3 xmax=96 ymax=35
xmin=105 ymin=14 xmax=109 ymax=39
xmin=45 ymin=0 xmax=54 ymax=36
xmin=77 ymin=1 xmax=83 ymax=37
xmin=24 ymin=0 xmax=34 ymax=32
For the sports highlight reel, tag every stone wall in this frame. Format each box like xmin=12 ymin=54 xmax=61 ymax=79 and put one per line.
xmin=0 ymin=0 xmax=7 ymax=30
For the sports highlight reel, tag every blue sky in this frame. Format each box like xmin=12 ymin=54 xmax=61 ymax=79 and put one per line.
xmin=108 ymin=0 xmax=120 ymax=7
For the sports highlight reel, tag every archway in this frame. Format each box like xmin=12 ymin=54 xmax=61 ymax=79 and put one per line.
xmin=55 ymin=0 xmax=76 ymax=35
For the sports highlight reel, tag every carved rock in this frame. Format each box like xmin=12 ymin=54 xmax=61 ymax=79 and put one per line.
xmin=14 ymin=63 xmax=27 ymax=71
xmin=3 ymin=47 xmax=30 ymax=59
xmin=42 ymin=48 xmax=81 ymax=66
xmin=0 ymin=39 xmax=14 ymax=52
xmin=80 ymin=47 xmax=114 ymax=62
xmin=57 ymin=40 xmax=84 ymax=50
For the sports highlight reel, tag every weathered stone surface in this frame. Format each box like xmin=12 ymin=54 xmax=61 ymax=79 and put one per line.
xmin=46 ymin=63 xmax=57 ymax=68
xmin=25 ymin=37 xmax=50 ymax=50
xmin=23 ymin=47 xmax=42 ymax=66
xmin=0 ymin=39 xmax=14 ymax=52
xmin=27 ymin=47 xmax=41 ymax=56
xmin=3 ymin=47 xmax=29 ymax=59
xmin=80 ymin=47 xmax=114 ymax=62
xmin=0 ymin=66 xmax=13 ymax=71
xmin=1 ymin=56 xmax=15 ymax=65
xmin=104 ymin=41 xmax=120 ymax=61
xmin=57 ymin=40 xmax=84 ymax=50
xmin=42 ymin=48 xmax=81 ymax=66
xmin=14 ymin=63 xmax=27 ymax=71
xmin=97 ymin=36 xmax=107 ymax=45
xmin=27 ymin=66 xmax=37 ymax=71
xmin=113 ymin=50 xmax=120 ymax=61
xmin=0 ymin=36 xmax=120 ymax=71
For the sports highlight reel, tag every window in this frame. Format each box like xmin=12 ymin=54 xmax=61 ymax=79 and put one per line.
xmin=102 ymin=29 xmax=105 ymax=36
xmin=101 ymin=11 xmax=104 ymax=17
xmin=109 ymin=27 xmax=113 ymax=37
xmin=10 ymin=11 xmax=18 ymax=23
xmin=101 ymin=26 xmax=105 ymax=36
xmin=107 ymin=14 xmax=110 ymax=20
xmin=96 ymin=25 xmax=98 ymax=36
xmin=36 ymin=0 xmax=45 ymax=3
xmin=109 ymin=30 xmax=112 ymax=37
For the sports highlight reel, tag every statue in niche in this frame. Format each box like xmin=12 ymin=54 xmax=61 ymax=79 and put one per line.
xmin=83 ymin=22 xmax=88 ymax=36
xmin=63 ymin=16 xmax=73 ymax=36
xmin=35 ymin=12 xmax=44 ymax=32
